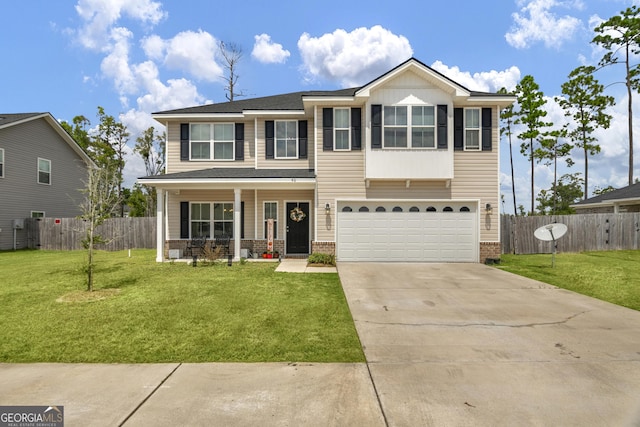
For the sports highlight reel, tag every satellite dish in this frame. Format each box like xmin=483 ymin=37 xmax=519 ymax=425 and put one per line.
xmin=534 ymin=223 xmax=568 ymax=242
xmin=534 ymin=223 xmax=568 ymax=268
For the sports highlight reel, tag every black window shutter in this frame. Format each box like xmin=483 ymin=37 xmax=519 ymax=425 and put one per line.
xmin=482 ymin=108 xmax=492 ymax=151
xmin=235 ymin=123 xmax=244 ymax=160
xmin=453 ymin=108 xmax=463 ymax=151
xmin=351 ymin=108 xmax=362 ymax=150
xmin=323 ymin=108 xmax=333 ymax=151
xmin=437 ymin=105 xmax=448 ymax=149
xmin=180 ymin=124 xmax=189 ymax=160
xmin=371 ymin=104 xmax=382 ymax=149
xmin=298 ymin=120 xmax=308 ymax=159
xmin=241 ymin=201 xmax=245 ymax=239
xmin=265 ymin=121 xmax=274 ymax=159
xmin=180 ymin=202 xmax=189 ymax=238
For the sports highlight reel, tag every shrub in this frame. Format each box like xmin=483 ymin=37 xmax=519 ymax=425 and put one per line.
xmin=308 ymin=253 xmax=336 ymax=266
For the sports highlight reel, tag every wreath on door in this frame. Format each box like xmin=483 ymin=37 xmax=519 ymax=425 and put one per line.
xmin=289 ymin=207 xmax=306 ymax=222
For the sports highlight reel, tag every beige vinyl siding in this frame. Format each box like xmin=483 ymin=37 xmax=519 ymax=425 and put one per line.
xmin=255 ymin=118 xmax=315 ymax=170
xmin=316 ymin=105 xmax=500 ymax=243
xmin=166 ymin=189 xmax=313 ymax=240
xmin=165 ymin=121 xmax=255 ymax=173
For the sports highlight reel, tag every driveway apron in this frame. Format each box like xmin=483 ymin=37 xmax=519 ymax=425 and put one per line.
xmin=337 ymin=262 xmax=640 ymax=427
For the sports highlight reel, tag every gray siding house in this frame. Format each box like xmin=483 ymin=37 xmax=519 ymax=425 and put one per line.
xmin=0 ymin=113 xmax=94 ymax=250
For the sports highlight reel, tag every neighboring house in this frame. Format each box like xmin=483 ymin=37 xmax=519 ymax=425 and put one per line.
xmin=139 ymin=58 xmax=515 ymax=263
xmin=572 ymin=182 xmax=640 ymax=213
xmin=0 ymin=113 xmax=94 ymax=250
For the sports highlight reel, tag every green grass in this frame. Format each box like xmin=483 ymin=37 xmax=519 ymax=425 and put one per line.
xmin=497 ymin=250 xmax=640 ymax=311
xmin=0 ymin=250 xmax=364 ymax=363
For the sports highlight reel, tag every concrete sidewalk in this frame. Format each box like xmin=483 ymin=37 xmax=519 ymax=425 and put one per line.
xmin=275 ymin=258 xmax=337 ymax=273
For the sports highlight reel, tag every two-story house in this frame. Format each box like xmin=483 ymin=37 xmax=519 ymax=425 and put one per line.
xmin=0 ymin=113 xmax=94 ymax=250
xmin=139 ymin=58 xmax=515 ymax=263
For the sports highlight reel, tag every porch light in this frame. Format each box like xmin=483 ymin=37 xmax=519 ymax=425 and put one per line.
xmin=325 ymin=203 xmax=331 ymax=214
xmin=485 ymin=203 xmax=493 ymax=213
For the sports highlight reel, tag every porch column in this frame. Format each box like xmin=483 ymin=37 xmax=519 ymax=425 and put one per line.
xmin=234 ymin=188 xmax=241 ymax=261
xmin=155 ymin=188 xmax=164 ymax=262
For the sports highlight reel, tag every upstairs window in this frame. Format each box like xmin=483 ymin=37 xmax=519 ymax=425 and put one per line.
xmin=383 ymin=106 xmax=408 ymax=148
xmin=334 ymin=108 xmax=350 ymax=150
xmin=411 ymin=106 xmax=435 ymax=148
xmin=275 ymin=121 xmax=298 ymax=158
xmin=0 ymin=148 xmax=4 ymax=178
xmin=38 ymin=158 xmax=51 ymax=185
xmin=464 ymin=108 xmax=481 ymax=150
xmin=190 ymin=123 xmax=234 ymax=160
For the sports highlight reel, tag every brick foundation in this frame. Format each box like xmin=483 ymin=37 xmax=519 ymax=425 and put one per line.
xmin=312 ymin=241 xmax=335 ymax=255
xmin=165 ymin=239 xmax=285 ymax=259
xmin=480 ymin=241 xmax=501 ymax=264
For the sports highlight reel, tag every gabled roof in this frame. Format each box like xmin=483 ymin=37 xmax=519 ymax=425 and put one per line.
xmin=0 ymin=112 xmax=95 ymax=167
xmin=573 ymin=182 xmax=640 ymax=208
xmin=152 ymin=57 xmax=515 ymax=118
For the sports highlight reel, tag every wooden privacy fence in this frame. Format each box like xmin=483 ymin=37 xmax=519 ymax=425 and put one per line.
xmin=25 ymin=217 xmax=156 ymax=251
xmin=501 ymin=213 xmax=640 ymax=254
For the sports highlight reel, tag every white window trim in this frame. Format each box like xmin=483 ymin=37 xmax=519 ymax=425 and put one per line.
xmin=464 ymin=108 xmax=482 ymax=151
xmin=0 ymin=148 xmax=4 ymax=178
xmin=189 ymin=123 xmax=235 ymax=161
xmin=213 ymin=201 xmax=234 ymax=237
xmin=37 ymin=157 xmax=51 ymax=185
xmin=31 ymin=211 xmax=45 ymax=218
xmin=410 ymin=105 xmax=436 ymax=149
xmin=274 ymin=120 xmax=298 ymax=159
xmin=263 ymin=201 xmax=278 ymax=239
xmin=334 ymin=108 xmax=351 ymax=151
xmin=382 ymin=105 xmax=437 ymax=150
xmin=190 ymin=202 xmax=211 ymax=238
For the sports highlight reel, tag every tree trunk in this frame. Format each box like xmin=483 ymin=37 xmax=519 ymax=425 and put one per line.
xmin=627 ymin=43 xmax=634 ymax=186
xmin=509 ymin=132 xmax=517 ymax=216
xmin=530 ymin=138 xmax=534 ymax=214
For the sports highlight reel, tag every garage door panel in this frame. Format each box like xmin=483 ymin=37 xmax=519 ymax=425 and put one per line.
xmin=337 ymin=202 xmax=478 ymax=262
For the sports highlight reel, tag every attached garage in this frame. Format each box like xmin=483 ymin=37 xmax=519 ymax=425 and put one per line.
xmin=336 ymin=201 xmax=478 ymax=262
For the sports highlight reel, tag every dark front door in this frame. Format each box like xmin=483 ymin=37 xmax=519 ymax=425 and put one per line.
xmin=286 ymin=202 xmax=310 ymax=254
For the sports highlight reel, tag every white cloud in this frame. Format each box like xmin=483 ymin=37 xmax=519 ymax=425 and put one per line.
xmin=75 ymin=0 xmax=166 ymax=51
xmin=297 ymin=25 xmax=413 ymax=87
xmin=141 ymin=30 xmax=223 ymax=82
xmin=430 ymin=61 xmax=521 ymax=92
xmin=252 ymin=34 xmax=290 ymax=64
xmin=100 ymin=26 xmax=137 ymax=99
xmin=506 ymin=0 xmax=583 ymax=49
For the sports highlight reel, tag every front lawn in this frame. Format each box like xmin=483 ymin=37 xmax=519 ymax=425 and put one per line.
xmin=0 ymin=250 xmax=364 ymax=363
xmin=497 ymin=250 xmax=640 ymax=311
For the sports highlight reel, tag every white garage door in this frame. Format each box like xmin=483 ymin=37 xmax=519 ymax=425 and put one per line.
xmin=336 ymin=201 xmax=478 ymax=262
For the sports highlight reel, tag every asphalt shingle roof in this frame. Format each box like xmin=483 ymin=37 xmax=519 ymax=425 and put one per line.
xmin=574 ymin=182 xmax=640 ymax=205
xmin=140 ymin=168 xmax=315 ymax=180
xmin=0 ymin=113 xmax=45 ymax=127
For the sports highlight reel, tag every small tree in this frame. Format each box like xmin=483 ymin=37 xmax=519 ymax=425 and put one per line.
xmin=536 ymin=173 xmax=584 ymax=215
xmin=79 ymin=165 xmax=122 ymax=292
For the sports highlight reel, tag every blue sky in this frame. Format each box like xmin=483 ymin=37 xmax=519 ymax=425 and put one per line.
xmin=1 ymin=0 xmax=638 ymax=213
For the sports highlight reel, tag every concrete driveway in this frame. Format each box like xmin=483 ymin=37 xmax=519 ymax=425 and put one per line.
xmin=337 ymin=262 xmax=640 ymax=427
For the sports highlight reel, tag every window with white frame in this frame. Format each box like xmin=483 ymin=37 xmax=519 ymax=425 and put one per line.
xmin=275 ymin=120 xmax=298 ymax=158
xmin=213 ymin=202 xmax=234 ymax=237
xmin=334 ymin=108 xmax=350 ymax=150
xmin=31 ymin=211 xmax=45 ymax=218
xmin=190 ymin=123 xmax=234 ymax=160
xmin=264 ymin=202 xmax=278 ymax=239
xmin=383 ymin=106 xmax=408 ymax=148
xmin=411 ymin=106 xmax=435 ymax=148
xmin=0 ymin=148 xmax=4 ymax=178
xmin=190 ymin=203 xmax=211 ymax=238
xmin=38 ymin=158 xmax=51 ymax=185
xmin=464 ymin=108 xmax=481 ymax=150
